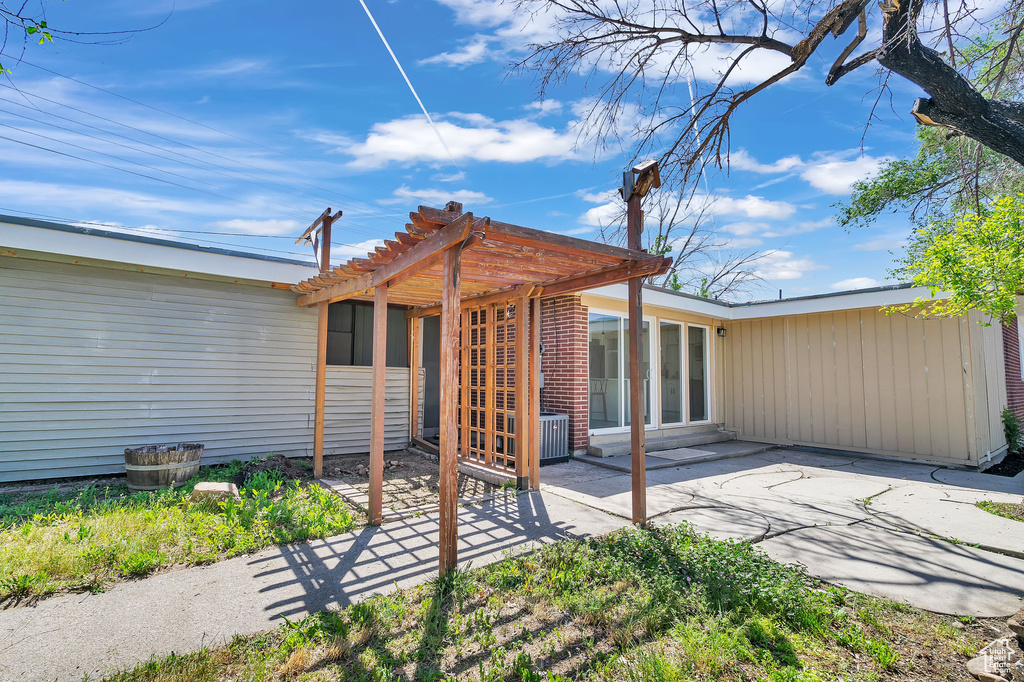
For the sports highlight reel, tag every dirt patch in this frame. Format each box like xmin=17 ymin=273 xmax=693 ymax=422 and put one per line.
xmin=234 ymin=454 xmax=314 ymax=487
xmin=985 ymin=451 xmax=1024 ymax=477
xmin=322 ymin=450 xmax=505 ymax=511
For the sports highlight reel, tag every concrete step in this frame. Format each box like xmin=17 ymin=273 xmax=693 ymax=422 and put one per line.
xmin=588 ymin=423 xmax=722 ymax=446
xmin=587 ymin=429 xmax=736 ymax=458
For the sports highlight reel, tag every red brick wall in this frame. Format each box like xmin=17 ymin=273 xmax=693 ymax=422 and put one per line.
xmin=1003 ymin=321 xmax=1024 ymax=420
xmin=540 ymin=295 xmax=589 ymax=454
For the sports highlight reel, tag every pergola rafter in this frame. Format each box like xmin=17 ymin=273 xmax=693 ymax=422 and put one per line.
xmin=292 ymin=201 xmax=669 ymax=575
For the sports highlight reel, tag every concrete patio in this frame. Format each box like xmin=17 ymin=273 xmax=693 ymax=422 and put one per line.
xmin=544 ymin=446 xmax=1024 ymax=617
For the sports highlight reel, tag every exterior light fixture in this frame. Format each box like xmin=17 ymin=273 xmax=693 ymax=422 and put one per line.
xmin=716 ymin=327 xmax=727 ymax=337
xmin=619 ymin=159 xmax=662 ymax=201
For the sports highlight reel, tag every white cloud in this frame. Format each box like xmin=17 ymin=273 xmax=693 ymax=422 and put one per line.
xmin=214 ymin=219 xmax=300 ymax=236
xmin=334 ymin=238 xmax=386 ymax=259
xmin=335 ymin=113 xmax=585 ymax=168
xmin=188 ymin=58 xmax=272 ymax=78
xmin=432 ymin=0 xmax=518 ymax=27
xmin=710 ymin=195 xmax=796 ymax=220
xmin=721 ymin=221 xmax=770 ymax=236
xmin=731 ymin=149 xmax=803 ymax=174
xmin=854 ymin=233 xmax=909 ymax=251
xmin=577 ymin=190 xmax=795 ymax=229
xmin=561 ymin=226 xmax=596 ymax=236
xmin=800 ymin=155 xmax=888 ymax=195
xmin=419 ymin=35 xmax=492 ymax=67
xmin=380 ymin=185 xmax=493 ymax=207
xmin=754 ymin=249 xmax=827 ymax=280
xmin=830 ymin=277 xmax=881 ymax=290
xmin=762 ymin=217 xmax=833 ymax=238
xmin=687 ymin=44 xmax=797 ymax=86
xmin=525 ymin=99 xmax=563 ymax=116
xmin=709 ymin=236 xmax=763 ymax=250
xmin=579 ymin=201 xmax=622 ymax=228
xmin=728 ymin=149 xmax=893 ymax=195
xmin=432 ymin=171 xmax=467 ymax=182
xmin=0 ymin=179 xmax=225 ymax=216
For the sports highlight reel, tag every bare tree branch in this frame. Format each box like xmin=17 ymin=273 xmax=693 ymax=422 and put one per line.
xmin=511 ymin=0 xmax=1024 ymax=194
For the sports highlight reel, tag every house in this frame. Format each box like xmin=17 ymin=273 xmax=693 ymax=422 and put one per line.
xmin=0 ymin=210 xmax=1013 ymax=485
xmin=546 ymin=284 xmax=1010 ymax=470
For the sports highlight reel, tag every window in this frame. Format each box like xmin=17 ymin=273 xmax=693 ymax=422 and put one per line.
xmin=687 ymin=325 xmax=709 ymax=422
xmin=588 ymin=311 xmax=653 ymax=431
xmin=326 ymin=301 xmax=408 ymax=367
xmin=660 ymin=321 xmax=684 ymax=425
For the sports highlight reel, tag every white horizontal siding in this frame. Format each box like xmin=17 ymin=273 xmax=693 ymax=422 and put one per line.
xmin=0 ymin=256 xmax=412 ymax=482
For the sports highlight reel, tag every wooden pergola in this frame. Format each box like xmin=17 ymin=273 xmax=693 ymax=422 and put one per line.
xmin=292 ymin=201 xmax=669 ymax=574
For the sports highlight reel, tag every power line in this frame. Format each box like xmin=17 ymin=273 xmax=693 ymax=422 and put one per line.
xmin=0 ymin=207 xmax=382 ymax=259
xmin=12 ymin=59 xmax=283 ymax=153
xmin=0 ymin=79 xmax=407 ymax=222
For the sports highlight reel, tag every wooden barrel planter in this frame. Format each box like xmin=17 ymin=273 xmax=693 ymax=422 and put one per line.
xmin=124 ymin=443 xmax=204 ymax=491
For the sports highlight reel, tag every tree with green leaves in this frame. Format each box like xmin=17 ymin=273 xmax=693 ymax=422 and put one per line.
xmin=836 ymin=19 xmax=1024 ymax=231
xmin=834 ymin=17 xmax=1024 ymax=322
xmin=890 ymin=194 xmax=1024 ymax=323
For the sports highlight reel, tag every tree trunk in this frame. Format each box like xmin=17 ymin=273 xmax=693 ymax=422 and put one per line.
xmin=877 ymin=0 xmax=1024 ymax=165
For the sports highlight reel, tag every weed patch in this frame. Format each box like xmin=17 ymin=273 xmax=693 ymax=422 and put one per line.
xmin=100 ymin=523 xmax=994 ymax=681
xmin=977 ymin=500 xmax=1024 ymax=522
xmin=0 ymin=457 xmax=355 ymax=602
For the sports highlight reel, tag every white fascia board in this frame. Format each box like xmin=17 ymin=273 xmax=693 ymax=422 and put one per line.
xmin=587 ymin=283 xmax=945 ymax=320
xmin=726 ymin=286 xmax=942 ymax=319
xmin=589 ymin=284 xmax=732 ymax=318
xmin=0 ymin=221 xmax=318 ymax=284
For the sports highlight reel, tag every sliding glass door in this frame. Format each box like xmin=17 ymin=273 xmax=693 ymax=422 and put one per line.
xmin=588 ymin=312 xmax=653 ymax=432
xmin=688 ymin=325 xmax=710 ymax=422
xmin=590 ymin=313 xmax=710 ymax=432
xmin=588 ymin=314 xmax=621 ymax=430
xmin=658 ymin=321 xmax=711 ymax=426
xmin=660 ymin=322 xmax=684 ymax=426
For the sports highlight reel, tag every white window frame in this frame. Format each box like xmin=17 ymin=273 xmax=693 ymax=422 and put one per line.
xmin=587 ymin=308 xmax=657 ymax=436
xmin=686 ymin=323 xmax=713 ymax=425
xmin=658 ymin=320 xmax=687 ymax=428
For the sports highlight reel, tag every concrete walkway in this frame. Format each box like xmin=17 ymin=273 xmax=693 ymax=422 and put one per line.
xmin=0 ymin=491 xmax=625 ymax=682
xmin=545 ymin=446 xmax=1024 ymax=617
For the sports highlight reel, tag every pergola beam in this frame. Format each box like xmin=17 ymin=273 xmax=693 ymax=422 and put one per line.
xmin=402 ymin=256 xmax=667 ymax=319
xmin=296 ymin=213 xmax=481 ymax=307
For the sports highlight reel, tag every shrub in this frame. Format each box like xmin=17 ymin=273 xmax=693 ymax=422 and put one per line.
xmin=1002 ymin=406 xmax=1023 ymax=455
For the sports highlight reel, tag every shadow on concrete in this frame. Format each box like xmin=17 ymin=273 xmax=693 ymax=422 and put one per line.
xmin=248 ymin=491 xmax=571 ymax=621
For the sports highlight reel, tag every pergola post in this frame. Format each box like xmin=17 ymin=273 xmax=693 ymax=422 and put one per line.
xmin=409 ymin=316 xmax=420 ymax=441
xmin=515 ymin=296 xmax=529 ymax=489
xmin=528 ymin=297 xmax=541 ymax=489
xmin=626 ymin=191 xmax=647 ymax=526
xmin=368 ymin=282 xmax=388 ymax=526
xmin=312 ymin=210 xmax=334 ymax=479
xmin=438 ymin=245 xmax=461 ymax=574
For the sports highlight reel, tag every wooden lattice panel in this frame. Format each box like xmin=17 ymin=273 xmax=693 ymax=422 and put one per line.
xmin=460 ymin=301 xmax=518 ymax=470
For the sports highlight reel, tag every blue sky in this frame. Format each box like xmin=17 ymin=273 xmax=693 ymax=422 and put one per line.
xmin=0 ymin=0 xmax=939 ymax=299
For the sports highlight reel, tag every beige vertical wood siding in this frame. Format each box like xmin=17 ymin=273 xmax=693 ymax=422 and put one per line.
xmin=1 ymin=256 xmax=414 ymax=482
xmin=725 ymin=308 xmax=1005 ymax=466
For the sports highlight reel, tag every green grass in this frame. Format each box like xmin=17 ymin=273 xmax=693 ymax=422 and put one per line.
xmin=976 ymin=500 xmax=1024 ymax=522
xmin=0 ymin=458 xmax=355 ymax=601
xmin=100 ymin=523 xmax=987 ymax=681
